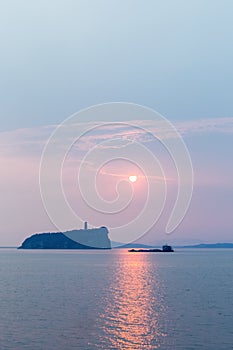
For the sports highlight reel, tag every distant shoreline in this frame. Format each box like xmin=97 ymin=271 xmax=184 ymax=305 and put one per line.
xmin=0 ymin=246 xmax=17 ymax=249
xmin=1 ymin=243 xmax=233 ymax=249
xmin=113 ymin=242 xmax=233 ymax=249
xmin=176 ymin=243 xmax=233 ymax=249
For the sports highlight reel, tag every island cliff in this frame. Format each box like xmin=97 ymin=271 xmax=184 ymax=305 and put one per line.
xmin=18 ymin=223 xmax=111 ymax=249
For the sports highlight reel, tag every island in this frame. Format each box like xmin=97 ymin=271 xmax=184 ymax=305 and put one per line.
xmin=18 ymin=222 xmax=111 ymax=249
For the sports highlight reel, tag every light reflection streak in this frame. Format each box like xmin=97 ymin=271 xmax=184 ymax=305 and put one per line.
xmin=99 ymin=252 xmax=168 ymax=349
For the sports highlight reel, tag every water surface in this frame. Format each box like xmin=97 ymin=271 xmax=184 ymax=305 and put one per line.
xmin=0 ymin=249 xmax=233 ymax=349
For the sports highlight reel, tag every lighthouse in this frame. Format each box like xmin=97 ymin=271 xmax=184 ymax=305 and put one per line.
xmin=84 ymin=221 xmax=88 ymax=230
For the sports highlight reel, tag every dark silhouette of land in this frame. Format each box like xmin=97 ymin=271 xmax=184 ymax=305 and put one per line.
xmin=177 ymin=243 xmax=233 ymax=248
xmin=11 ymin=231 xmax=233 ymax=251
xmin=18 ymin=223 xmax=111 ymax=249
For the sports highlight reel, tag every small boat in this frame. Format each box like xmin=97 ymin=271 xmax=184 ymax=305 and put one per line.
xmin=162 ymin=244 xmax=174 ymax=252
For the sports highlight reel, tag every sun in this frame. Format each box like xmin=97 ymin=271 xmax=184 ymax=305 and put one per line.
xmin=129 ymin=175 xmax=137 ymax=183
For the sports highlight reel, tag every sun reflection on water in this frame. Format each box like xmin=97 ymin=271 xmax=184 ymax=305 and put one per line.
xmin=100 ymin=252 xmax=168 ymax=349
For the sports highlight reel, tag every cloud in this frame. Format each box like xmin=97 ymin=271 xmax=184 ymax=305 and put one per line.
xmin=0 ymin=125 xmax=55 ymax=157
xmin=0 ymin=117 xmax=232 ymax=245
xmin=0 ymin=117 xmax=233 ymax=157
xmin=176 ymin=117 xmax=233 ymax=136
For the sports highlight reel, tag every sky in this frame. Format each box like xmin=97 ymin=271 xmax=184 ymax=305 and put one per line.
xmin=0 ymin=0 xmax=232 ymax=246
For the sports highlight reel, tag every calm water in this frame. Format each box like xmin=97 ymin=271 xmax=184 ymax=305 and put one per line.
xmin=0 ymin=249 xmax=233 ymax=350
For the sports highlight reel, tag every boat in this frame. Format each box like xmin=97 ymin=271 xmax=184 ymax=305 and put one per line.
xmin=128 ymin=245 xmax=174 ymax=253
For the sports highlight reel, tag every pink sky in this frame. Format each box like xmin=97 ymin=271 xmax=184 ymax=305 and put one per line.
xmin=0 ymin=117 xmax=232 ymax=246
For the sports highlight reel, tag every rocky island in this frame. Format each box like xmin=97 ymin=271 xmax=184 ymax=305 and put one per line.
xmin=18 ymin=222 xmax=111 ymax=249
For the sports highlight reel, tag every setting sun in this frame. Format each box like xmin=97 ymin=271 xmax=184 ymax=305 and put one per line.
xmin=129 ymin=175 xmax=137 ymax=183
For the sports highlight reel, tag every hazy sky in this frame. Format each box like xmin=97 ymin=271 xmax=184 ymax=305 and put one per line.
xmin=0 ymin=1 xmax=233 ymax=245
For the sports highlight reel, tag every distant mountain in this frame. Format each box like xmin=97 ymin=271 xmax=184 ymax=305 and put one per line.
xmin=0 ymin=246 xmax=17 ymax=249
xmin=112 ymin=242 xmax=155 ymax=248
xmin=177 ymin=243 xmax=233 ymax=248
xmin=113 ymin=242 xmax=233 ymax=249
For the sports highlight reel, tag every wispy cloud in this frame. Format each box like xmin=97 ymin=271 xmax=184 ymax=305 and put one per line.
xmin=176 ymin=117 xmax=233 ymax=135
xmin=0 ymin=117 xmax=232 ymax=157
xmin=0 ymin=117 xmax=232 ymax=246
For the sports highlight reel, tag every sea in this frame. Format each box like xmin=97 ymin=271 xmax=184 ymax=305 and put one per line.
xmin=0 ymin=248 xmax=233 ymax=350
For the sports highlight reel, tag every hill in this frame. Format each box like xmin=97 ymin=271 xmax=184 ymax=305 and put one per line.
xmin=18 ymin=227 xmax=111 ymax=249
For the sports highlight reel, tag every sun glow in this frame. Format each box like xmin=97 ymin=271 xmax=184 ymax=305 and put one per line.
xmin=129 ymin=175 xmax=137 ymax=183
